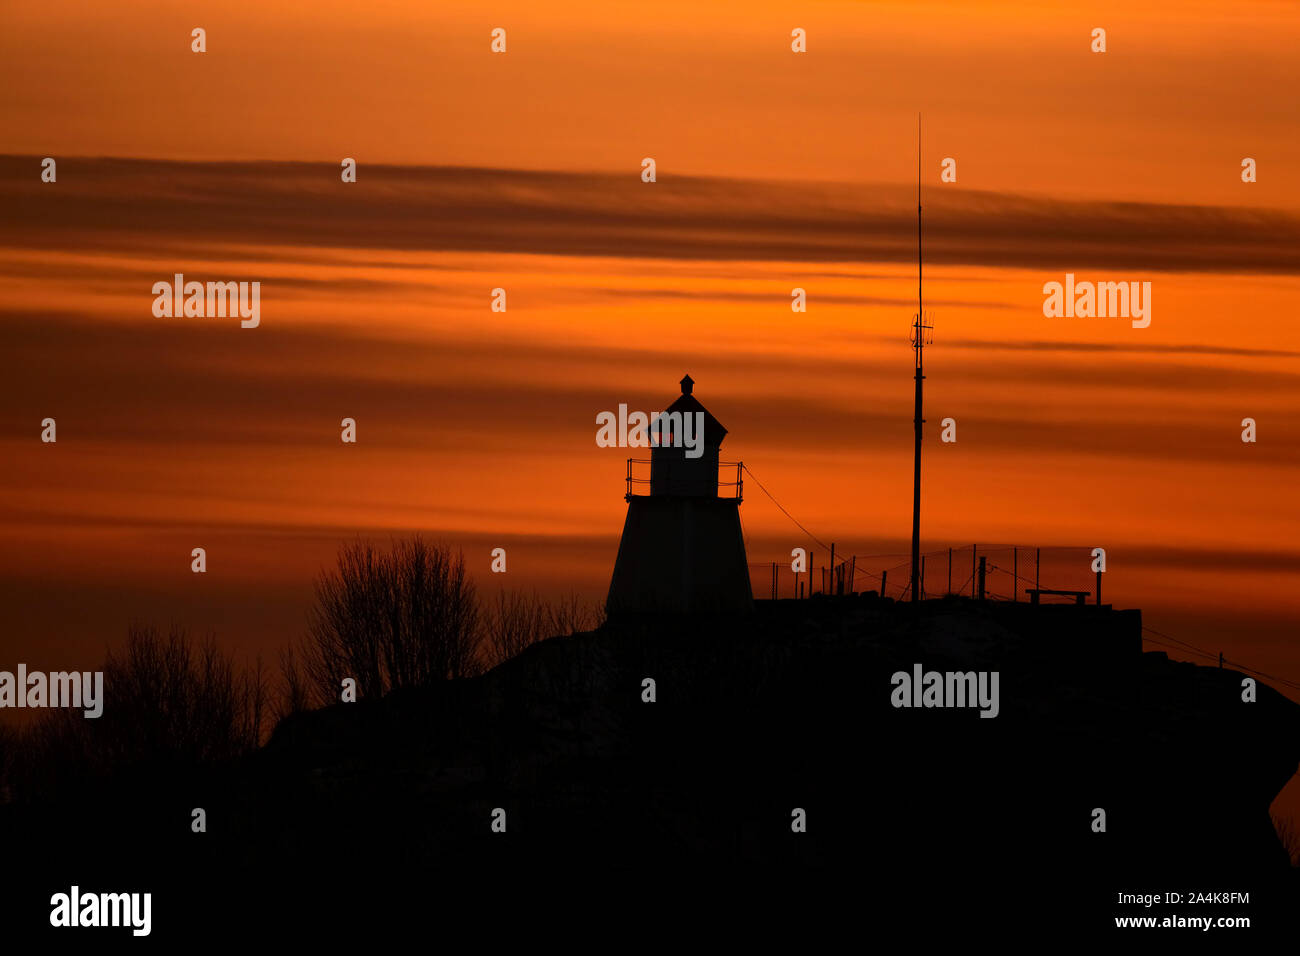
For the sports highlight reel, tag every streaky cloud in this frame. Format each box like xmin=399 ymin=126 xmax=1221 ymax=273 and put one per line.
xmin=4 ymin=155 xmax=1300 ymax=274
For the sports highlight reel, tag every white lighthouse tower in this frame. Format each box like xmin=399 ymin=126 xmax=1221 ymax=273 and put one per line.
xmin=605 ymin=375 xmax=753 ymax=615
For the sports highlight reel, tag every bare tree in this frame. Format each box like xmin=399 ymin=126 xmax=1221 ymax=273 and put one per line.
xmin=484 ymin=588 xmax=546 ymax=667
xmin=542 ymin=591 xmax=606 ymax=638
xmin=97 ymin=624 xmax=265 ymax=766
xmin=301 ymin=536 xmax=481 ymax=703
xmin=9 ymin=624 xmax=266 ymax=799
xmin=483 ymin=588 xmax=606 ymax=669
xmin=276 ymin=644 xmax=313 ymax=721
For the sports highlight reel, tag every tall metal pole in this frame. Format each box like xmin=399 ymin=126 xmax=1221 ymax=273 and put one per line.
xmin=910 ymin=114 xmax=924 ymax=603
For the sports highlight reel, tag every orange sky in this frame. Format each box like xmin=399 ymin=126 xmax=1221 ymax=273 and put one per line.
xmin=2 ymin=2 xmax=1299 ymax=821
xmin=3 ymin=0 xmax=1299 ymax=206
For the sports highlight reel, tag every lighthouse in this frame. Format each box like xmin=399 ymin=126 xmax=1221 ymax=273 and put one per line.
xmin=606 ymin=375 xmax=754 ymax=615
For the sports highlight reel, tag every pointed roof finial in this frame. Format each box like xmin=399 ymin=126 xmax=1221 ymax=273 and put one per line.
xmin=680 ymin=374 xmax=694 ymax=395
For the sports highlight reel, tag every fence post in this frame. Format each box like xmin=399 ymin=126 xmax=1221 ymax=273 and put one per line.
xmin=808 ymin=550 xmax=813 ymax=599
xmin=978 ymin=556 xmax=987 ymax=600
xmin=1096 ymin=568 xmax=1102 ymax=606
xmin=948 ymin=547 xmax=952 ymax=596
xmin=972 ymin=544 xmax=978 ymax=598
xmin=1035 ymin=547 xmax=1041 ymax=594
xmin=849 ymin=556 xmax=856 ymax=596
xmin=1013 ymin=547 xmax=1018 ymax=602
xmin=921 ymin=555 xmax=926 ymax=600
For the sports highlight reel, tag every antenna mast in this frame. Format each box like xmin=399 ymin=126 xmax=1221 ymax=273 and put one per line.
xmin=909 ymin=114 xmax=931 ymax=603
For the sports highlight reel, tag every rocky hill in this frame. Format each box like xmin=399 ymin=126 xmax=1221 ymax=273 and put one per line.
xmin=7 ymin=595 xmax=1298 ymax=939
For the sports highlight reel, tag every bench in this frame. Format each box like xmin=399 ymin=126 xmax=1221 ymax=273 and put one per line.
xmin=1025 ymin=588 xmax=1090 ymax=606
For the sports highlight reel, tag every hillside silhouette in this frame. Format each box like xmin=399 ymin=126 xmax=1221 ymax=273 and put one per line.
xmin=6 ymin=594 xmax=1298 ymax=939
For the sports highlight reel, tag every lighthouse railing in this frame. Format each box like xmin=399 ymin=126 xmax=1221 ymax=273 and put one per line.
xmin=720 ymin=461 xmax=743 ymax=501
xmin=624 ymin=459 xmax=743 ymax=500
